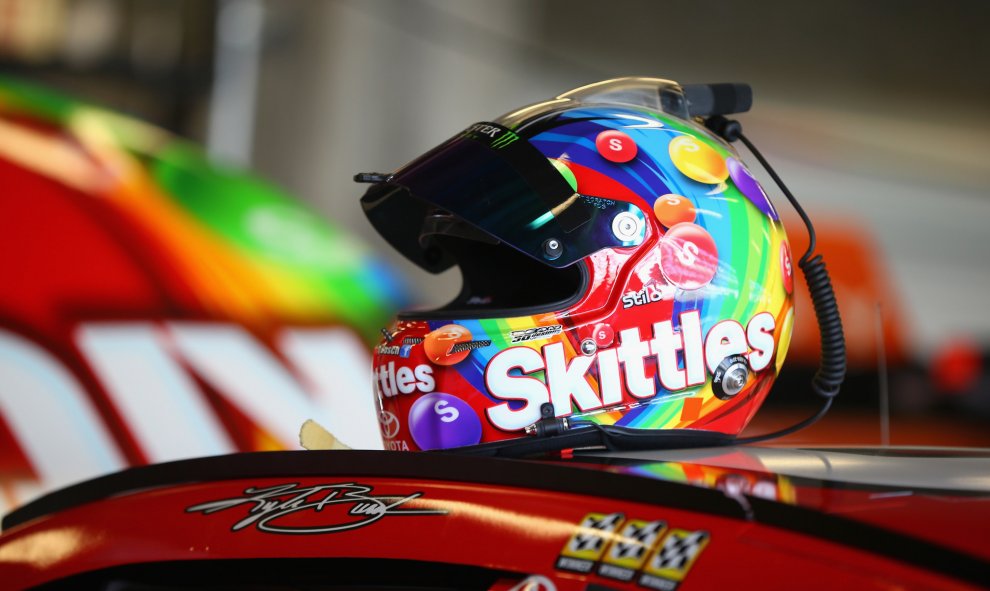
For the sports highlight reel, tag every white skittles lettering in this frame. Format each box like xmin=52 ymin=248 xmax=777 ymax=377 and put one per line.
xmin=484 ymin=312 xmax=777 ymax=431
xmin=375 ymin=361 xmax=434 ymax=398
xmin=703 ymin=320 xmax=748 ymax=373
xmin=609 ymin=138 xmax=624 ymax=152
xmin=485 ymin=347 xmax=548 ymax=430
xmin=746 ymin=312 xmax=776 ymax=372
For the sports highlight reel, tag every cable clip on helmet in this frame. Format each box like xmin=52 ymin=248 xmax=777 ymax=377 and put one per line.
xmin=357 ymin=77 xmax=845 ymax=456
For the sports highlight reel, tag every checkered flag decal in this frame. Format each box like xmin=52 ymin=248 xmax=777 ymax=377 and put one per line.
xmin=652 ymin=530 xmax=709 ymax=571
xmin=569 ymin=512 xmax=624 ymax=553
xmin=610 ymin=520 xmax=666 ymax=561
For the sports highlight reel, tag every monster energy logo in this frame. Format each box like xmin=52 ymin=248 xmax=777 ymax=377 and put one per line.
xmin=465 ymin=123 xmax=519 ymax=149
xmin=491 ymin=130 xmax=519 ymax=149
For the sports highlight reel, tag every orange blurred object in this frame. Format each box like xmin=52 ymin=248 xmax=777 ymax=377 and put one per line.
xmin=930 ymin=338 xmax=983 ymax=394
xmin=784 ymin=213 xmax=910 ymax=369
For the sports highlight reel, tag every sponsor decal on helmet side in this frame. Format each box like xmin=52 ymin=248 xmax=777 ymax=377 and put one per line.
xmin=379 ymin=410 xmax=400 ymax=439
xmin=375 ymin=361 xmax=435 ymax=398
xmin=510 ymin=325 xmax=564 ymax=343
xmin=621 ymin=284 xmax=672 ymax=309
xmin=484 ymin=311 xmax=776 ymax=431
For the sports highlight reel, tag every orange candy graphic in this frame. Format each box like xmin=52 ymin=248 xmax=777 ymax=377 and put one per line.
xmin=668 ymin=135 xmax=729 ymax=184
xmin=424 ymin=324 xmax=473 ymax=365
xmin=653 ymin=193 xmax=696 ymax=228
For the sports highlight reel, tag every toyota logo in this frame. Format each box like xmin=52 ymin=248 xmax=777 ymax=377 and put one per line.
xmin=508 ymin=576 xmax=556 ymax=591
xmin=379 ymin=410 xmax=400 ymax=439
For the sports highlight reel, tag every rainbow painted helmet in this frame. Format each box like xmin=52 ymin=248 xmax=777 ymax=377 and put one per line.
xmin=359 ymin=78 xmax=795 ymax=454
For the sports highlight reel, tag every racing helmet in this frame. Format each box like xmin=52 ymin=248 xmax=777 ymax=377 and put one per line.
xmin=359 ymin=78 xmax=796 ymax=454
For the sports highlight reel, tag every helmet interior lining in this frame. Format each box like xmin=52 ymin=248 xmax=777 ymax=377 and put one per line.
xmin=399 ymin=235 xmax=587 ymax=320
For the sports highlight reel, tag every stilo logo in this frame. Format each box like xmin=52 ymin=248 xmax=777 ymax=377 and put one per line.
xmin=379 ymin=410 xmax=400 ymax=439
xmin=622 ymin=284 xmax=672 ymax=309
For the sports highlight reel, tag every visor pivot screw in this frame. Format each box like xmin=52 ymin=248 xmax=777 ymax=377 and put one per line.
xmin=580 ymin=338 xmax=598 ymax=356
xmin=612 ymin=211 xmax=643 ymax=242
xmin=543 ymin=238 xmax=563 ymax=260
xmin=713 ymin=354 xmax=749 ymax=400
xmin=526 ymin=402 xmax=570 ymax=438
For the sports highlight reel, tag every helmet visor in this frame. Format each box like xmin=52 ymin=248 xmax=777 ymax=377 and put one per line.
xmin=360 ymin=122 xmax=646 ymax=272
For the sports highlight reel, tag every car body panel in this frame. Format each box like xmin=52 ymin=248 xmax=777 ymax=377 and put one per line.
xmin=1 ymin=448 xmax=987 ymax=590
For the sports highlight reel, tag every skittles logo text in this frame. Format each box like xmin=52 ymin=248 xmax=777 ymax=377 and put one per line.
xmin=375 ymin=362 xmax=435 ymax=398
xmin=483 ymin=311 xmax=776 ymax=431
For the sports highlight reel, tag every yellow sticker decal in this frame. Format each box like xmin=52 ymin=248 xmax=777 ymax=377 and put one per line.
xmin=639 ymin=529 xmax=710 ymax=590
xmin=598 ymin=519 xmax=667 ymax=582
xmin=555 ymin=512 xmax=624 ymax=573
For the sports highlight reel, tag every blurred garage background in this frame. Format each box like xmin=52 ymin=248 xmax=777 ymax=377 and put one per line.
xmin=2 ymin=0 xmax=988 ymax=450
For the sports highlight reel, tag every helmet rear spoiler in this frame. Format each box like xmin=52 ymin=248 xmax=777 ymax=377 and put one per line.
xmin=681 ymin=83 xmax=753 ymax=117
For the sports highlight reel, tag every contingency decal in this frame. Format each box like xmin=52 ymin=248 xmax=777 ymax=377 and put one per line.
xmin=598 ymin=519 xmax=668 ymax=582
xmin=556 ymin=512 xmax=625 ymax=573
xmin=186 ymin=482 xmax=447 ymax=534
xmin=556 ymin=513 xmax=710 ymax=590
xmin=639 ymin=529 xmax=711 ymax=591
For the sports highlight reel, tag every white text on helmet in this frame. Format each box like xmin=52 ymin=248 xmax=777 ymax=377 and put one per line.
xmin=621 ymin=285 xmax=669 ymax=309
xmin=466 ymin=123 xmax=502 ymax=138
xmin=376 ymin=362 xmax=435 ymax=398
xmin=484 ymin=311 xmax=776 ymax=431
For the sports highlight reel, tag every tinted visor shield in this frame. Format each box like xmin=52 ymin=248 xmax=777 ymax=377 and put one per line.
xmin=360 ymin=122 xmax=646 ymax=271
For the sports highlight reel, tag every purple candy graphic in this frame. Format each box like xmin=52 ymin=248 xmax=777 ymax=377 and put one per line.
xmin=408 ymin=392 xmax=482 ymax=450
xmin=727 ymin=157 xmax=777 ymax=220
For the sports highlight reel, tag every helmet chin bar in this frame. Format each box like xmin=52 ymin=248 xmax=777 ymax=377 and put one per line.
xmin=445 ymin=86 xmax=846 ymax=458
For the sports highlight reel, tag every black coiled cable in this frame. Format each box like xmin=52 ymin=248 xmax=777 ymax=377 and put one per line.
xmin=800 ymin=254 xmax=845 ymax=398
xmin=733 ymin=130 xmax=846 ymax=400
xmin=711 ymin=117 xmax=846 ymax=444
